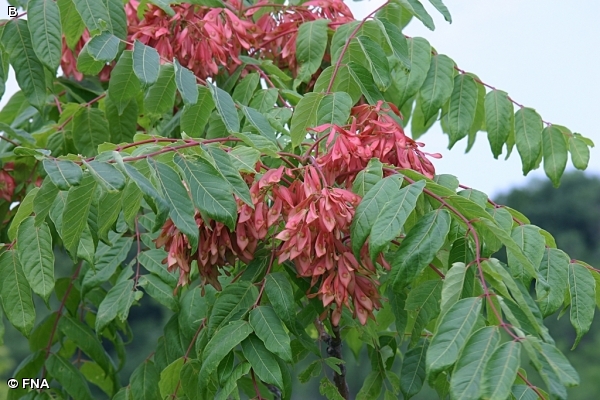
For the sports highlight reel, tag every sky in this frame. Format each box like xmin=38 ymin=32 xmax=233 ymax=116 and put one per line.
xmin=1 ymin=0 xmax=599 ymax=197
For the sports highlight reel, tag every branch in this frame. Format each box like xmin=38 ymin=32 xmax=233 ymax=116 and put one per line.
xmin=0 ymin=12 xmax=26 ymax=26
xmin=329 ymin=323 xmax=349 ymax=399
xmin=0 ymin=134 xmax=19 ymax=147
xmin=517 ymin=371 xmax=547 ymax=400
xmin=42 ymin=262 xmax=83 ymax=379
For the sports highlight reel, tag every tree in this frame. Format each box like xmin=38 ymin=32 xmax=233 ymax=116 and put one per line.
xmin=0 ymin=0 xmax=597 ymax=399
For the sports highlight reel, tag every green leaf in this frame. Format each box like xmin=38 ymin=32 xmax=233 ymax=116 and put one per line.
xmin=215 ymin=362 xmax=251 ymax=400
xmin=17 ymin=217 xmax=55 ymax=302
xmin=132 ymin=40 xmax=160 ymax=85
xmin=369 ymin=180 xmax=425 ymax=260
xmin=540 ymin=342 xmax=579 ymax=387
xmin=232 ymin=72 xmax=259 ymax=106
xmin=316 ymin=92 xmax=353 ymax=126
xmin=290 ymin=92 xmax=324 ymax=148
xmin=86 ymin=32 xmax=119 ymax=62
xmin=447 ymin=74 xmax=478 ymax=148
xmin=103 ymin=0 xmax=128 ymax=40
xmin=568 ymin=135 xmax=590 ymax=170
xmin=130 ymin=360 xmax=161 ymax=400
xmin=83 ymin=160 xmax=126 ymax=192
xmin=400 ymin=343 xmax=428 ymax=399
xmin=232 ymin=131 xmax=279 ymax=158
xmin=108 ymin=51 xmax=141 ymax=114
xmin=351 ymin=175 xmax=403 ymax=258
xmin=319 ymin=377 xmax=345 ymax=400
xmin=178 ymin=286 xmax=206 ymax=339
xmin=249 ymin=306 xmax=293 ymax=362
xmin=352 ymin=158 xmax=383 ymax=197
xmin=514 ymin=107 xmax=543 ymax=175
xmin=356 ymin=370 xmax=384 ymax=400
xmin=43 ymin=159 xmax=83 ymax=191
xmin=355 ymin=36 xmax=391 ymax=91
xmin=174 ymin=58 xmax=199 ymax=105
xmin=95 ymin=279 xmax=139 ymax=332
xmin=395 ymin=37 xmax=432 ymax=107
xmin=299 ymin=361 xmax=322 ymax=384
xmin=28 ymin=0 xmax=62 ymax=71
xmin=241 ymin=334 xmax=284 ymax=389
xmin=73 ymin=107 xmax=109 ymax=156
xmin=428 ymin=0 xmax=452 ymax=22
xmin=481 ymin=342 xmax=521 ymax=400
xmin=419 ymin=54 xmax=454 ymax=122
xmin=158 ymin=357 xmax=184 ymax=398
xmin=34 ymin=177 xmax=59 ymax=225
xmin=568 ymin=262 xmax=596 ymax=349
xmin=229 ymin=146 xmax=260 ymax=173
xmin=295 ymin=19 xmax=329 ymax=83
xmin=144 ymin=63 xmax=176 ymax=115
xmin=174 ymin=154 xmax=238 ymax=230
xmin=391 ymin=209 xmax=451 ymax=289
xmin=82 ymin=235 xmax=132 ymax=292
xmin=440 ymin=262 xmax=466 ymax=316
xmin=377 ymin=18 xmax=411 ymax=69
xmin=476 ymin=220 xmax=536 ymax=279
xmin=80 ymin=361 xmax=115 ymax=397
xmin=61 ymin=175 xmax=96 ymax=258
xmin=313 ymin=65 xmax=362 ymax=104
xmin=46 ymin=354 xmax=93 ymax=400
xmin=406 ymin=280 xmax=442 ymax=346
xmin=200 ymin=320 xmax=253 ymax=386
xmin=8 ymin=187 xmax=39 ymax=241
xmin=450 ymin=326 xmax=500 ymax=400
xmin=58 ymin=0 xmax=85 ymax=50
xmin=507 ymin=224 xmax=545 ymax=280
xmin=106 ymin=97 xmax=137 ymax=143
xmin=241 ymin=106 xmax=277 ymax=143
xmin=537 ymin=248 xmax=569 ymax=317
xmin=400 ymin=0 xmax=435 ymax=30
xmin=484 ymin=90 xmax=512 ymax=159
xmin=264 ymin=272 xmax=296 ymax=333
xmin=114 ymin=156 xmax=169 ymax=214
xmin=203 ymin=146 xmax=253 ymax=207
xmin=138 ymin=249 xmax=178 ymax=286
xmin=72 ymin=0 xmax=111 ymax=34
xmin=150 ymin=159 xmax=199 ymax=253
xmin=59 ymin=316 xmax=113 ymax=375
xmin=2 ymin=20 xmax=47 ymax=109
xmin=208 ymin=82 xmax=240 ymax=133
xmin=542 ymin=125 xmax=568 ymax=187
xmin=426 ymin=297 xmax=482 ymax=375
xmin=77 ymin=44 xmax=106 ymax=75
xmin=0 ymin=250 xmax=35 ymax=336
xmin=208 ymin=281 xmax=258 ymax=335
xmin=139 ymin=274 xmax=178 ymax=312
xmin=181 ymin=86 xmax=214 ymax=137
xmin=347 ymin=62 xmax=385 ymax=105
xmin=96 ymin=191 xmax=122 ymax=243
xmin=249 ymin=88 xmax=278 ymax=112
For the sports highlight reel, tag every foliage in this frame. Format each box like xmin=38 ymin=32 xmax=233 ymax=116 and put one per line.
xmin=0 ymin=0 xmax=598 ymax=399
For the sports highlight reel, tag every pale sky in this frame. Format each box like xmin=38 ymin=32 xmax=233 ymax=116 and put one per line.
xmin=2 ymin=1 xmax=598 ymax=197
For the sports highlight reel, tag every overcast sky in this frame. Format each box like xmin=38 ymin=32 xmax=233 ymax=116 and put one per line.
xmin=2 ymin=1 xmax=598 ymax=197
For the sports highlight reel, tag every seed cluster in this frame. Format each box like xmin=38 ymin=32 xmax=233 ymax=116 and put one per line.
xmin=155 ymin=102 xmax=440 ymax=325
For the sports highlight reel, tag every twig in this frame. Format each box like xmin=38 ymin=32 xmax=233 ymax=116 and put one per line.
xmin=0 ymin=134 xmax=19 ymax=147
xmin=42 ymin=262 xmax=83 ymax=378
xmin=517 ymin=371 xmax=547 ymax=400
xmin=329 ymin=322 xmax=349 ymax=399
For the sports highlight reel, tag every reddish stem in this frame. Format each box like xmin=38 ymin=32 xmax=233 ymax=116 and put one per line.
xmin=42 ymin=262 xmax=83 ymax=379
